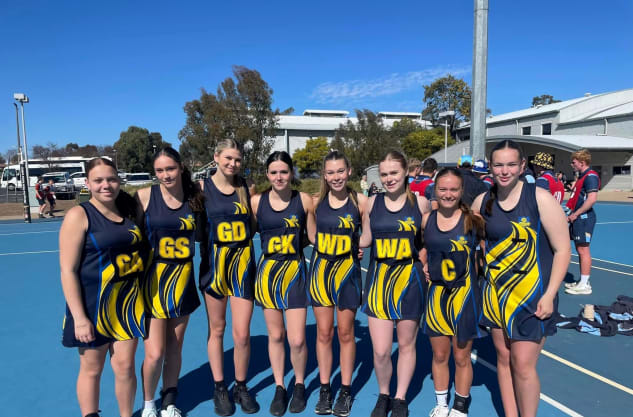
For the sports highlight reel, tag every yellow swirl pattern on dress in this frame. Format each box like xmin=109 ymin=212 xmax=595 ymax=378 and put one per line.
xmin=338 ymin=214 xmax=355 ymax=230
xmin=208 ymin=244 xmax=252 ymax=297
xmin=484 ymin=221 xmax=540 ymax=338
xmin=179 ymin=215 xmax=196 ymax=231
xmin=397 ymin=217 xmax=417 ymax=233
xmin=283 ymin=215 xmax=300 ymax=228
xmin=234 ymin=202 xmax=249 ymax=215
xmin=255 ymin=256 xmax=300 ymax=309
xmin=146 ymin=261 xmax=192 ymax=318
xmin=425 ymin=240 xmax=472 ymax=335
xmin=367 ymin=261 xmax=413 ymax=319
xmin=129 ymin=225 xmax=143 ymax=245
xmin=309 ymin=251 xmax=354 ymax=306
xmin=96 ymin=263 xmax=145 ymax=340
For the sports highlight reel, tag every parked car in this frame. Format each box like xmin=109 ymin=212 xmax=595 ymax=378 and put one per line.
xmin=124 ymin=173 xmax=154 ymax=187
xmin=69 ymin=172 xmax=87 ymax=188
xmin=41 ymin=172 xmax=76 ymax=199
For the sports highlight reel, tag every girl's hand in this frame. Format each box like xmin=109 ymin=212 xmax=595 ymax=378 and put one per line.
xmin=74 ymin=317 xmax=95 ymax=344
xmin=535 ymin=293 xmax=555 ymax=320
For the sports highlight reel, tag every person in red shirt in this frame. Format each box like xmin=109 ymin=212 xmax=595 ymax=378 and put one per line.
xmin=34 ymin=177 xmax=48 ymax=218
xmin=533 ymin=152 xmax=564 ymax=204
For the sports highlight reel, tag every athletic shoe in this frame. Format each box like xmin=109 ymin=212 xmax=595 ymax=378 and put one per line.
xmin=429 ymin=405 xmax=450 ymax=417
xmin=314 ymin=385 xmax=333 ymax=414
xmin=332 ymin=389 xmax=353 ymax=416
xmin=160 ymin=405 xmax=182 ymax=417
xmin=213 ymin=385 xmax=235 ymax=416
xmin=448 ymin=409 xmax=467 ymax=417
xmin=370 ymin=394 xmax=391 ymax=417
xmin=289 ymin=383 xmax=307 ymax=413
xmin=270 ymin=385 xmax=288 ymax=416
xmin=564 ymin=280 xmax=579 ymax=289
xmin=233 ymin=383 xmax=259 ymax=414
xmin=565 ymin=284 xmax=592 ymax=295
xmin=390 ymin=399 xmax=409 ymax=417
xmin=142 ymin=408 xmax=159 ymax=417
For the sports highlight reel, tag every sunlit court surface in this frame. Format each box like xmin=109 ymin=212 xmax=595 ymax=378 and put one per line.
xmin=1 ymin=202 xmax=632 ymax=416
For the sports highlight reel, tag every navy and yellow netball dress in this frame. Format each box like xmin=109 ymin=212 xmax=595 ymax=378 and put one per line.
xmin=362 ymin=194 xmax=424 ymax=320
xmin=422 ymin=211 xmax=484 ymax=342
xmin=144 ymin=185 xmax=200 ymax=318
xmin=255 ymin=190 xmax=309 ymax=309
xmin=200 ymin=178 xmax=255 ymax=299
xmin=480 ymin=182 xmax=558 ymax=340
xmin=62 ymin=202 xmax=147 ymax=347
xmin=309 ymin=196 xmax=362 ymax=309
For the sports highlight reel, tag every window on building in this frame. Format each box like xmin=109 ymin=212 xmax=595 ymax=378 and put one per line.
xmin=522 ymin=126 xmax=531 ymax=135
xmin=613 ymin=166 xmax=631 ymax=175
xmin=542 ymin=123 xmax=552 ymax=135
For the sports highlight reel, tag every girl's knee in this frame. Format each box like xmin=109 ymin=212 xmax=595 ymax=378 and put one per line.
xmin=317 ymin=326 xmax=334 ymax=345
xmin=288 ymin=335 xmax=306 ymax=352
xmin=268 ymin=328 xmax=286 ymax=345
xmin=337 ymin=325 xmax=355 ymax=345
xmin=232 ymin=328 xmax=251 ymax=349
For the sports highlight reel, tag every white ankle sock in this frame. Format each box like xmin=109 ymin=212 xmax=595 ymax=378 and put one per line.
xmin=144 ymin=399 xmax=157 ymax=410
xmin=435 ymin=390 xmax=449 ymax=407
xmin=579 ymin=274 xmax=590 ymax=286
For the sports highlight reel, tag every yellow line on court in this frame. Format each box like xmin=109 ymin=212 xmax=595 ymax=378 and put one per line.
xmin=540 ymin=350 xmax=633 ymax=396
xmin=570 ymin=260 xmax=633 ymax=276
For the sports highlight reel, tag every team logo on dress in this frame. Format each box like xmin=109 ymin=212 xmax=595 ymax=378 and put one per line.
xmin=338 ymin=214 xmax=355 ymax=230
xmin=179 ymin=214 xmax=196 ymax=231
xmin=284 ymin=215 xmax=300 ymax=228
xmin=233 ymin=202 xmax=249 ymax=215
xmin=518 ymin=216 xmax=531 ymax=227
xmin=397 ymin=216 xmax=417 ymax=233
xmin=455 ymin=235 xmax=468 ymax=246
xmin=129 ymin=225 xmax=142 ymax=245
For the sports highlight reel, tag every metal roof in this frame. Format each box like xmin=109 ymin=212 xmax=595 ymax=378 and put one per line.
xmin=487 ymin=134 xmax=633 ymax=152
xmin=303 ymin=109 xmax=349 ymax=116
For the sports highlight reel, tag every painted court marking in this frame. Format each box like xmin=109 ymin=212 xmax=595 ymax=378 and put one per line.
xmin=570 ymin=260 xmax=633 ymax=277
xmin=0 ymin=230 xmax=58 ymax=236
xmin=0 ymin=249 xmax=59 ymax=256
xmin=596 ymin=220 xmax=633 ymax=225
xmin=570 ymin=253 xmax=633 ymax=269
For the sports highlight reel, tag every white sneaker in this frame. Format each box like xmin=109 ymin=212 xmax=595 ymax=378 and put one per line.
xmin=565 ymin=284 xmax=592 ymax=295
xmin=142 ymin=408 xmax=159 ymax=417
xmin=564 ymin=281 xmax=579 ymax=289
xmin=448 ymin=409 xmax=468 ymax=417
xmin=160 ymin=405 xmax=183 ymax=417
xmin=429 ymin=404 xmax=450 ymax=417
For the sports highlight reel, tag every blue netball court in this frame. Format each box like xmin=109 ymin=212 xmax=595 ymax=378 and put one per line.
xmin=1 ymin=202 xmax=632 ymax=416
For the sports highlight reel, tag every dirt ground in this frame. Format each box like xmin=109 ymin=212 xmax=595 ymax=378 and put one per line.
xmin=1 ymin=190 xmax=631 ymax=220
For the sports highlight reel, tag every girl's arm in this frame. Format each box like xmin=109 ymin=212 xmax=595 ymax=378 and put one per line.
xmin=358 ymin=195 xmax=376 ymax=248
xmin=301 ymin=192 xmax=317 ymax=245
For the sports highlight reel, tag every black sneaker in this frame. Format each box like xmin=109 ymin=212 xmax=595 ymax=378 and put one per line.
xmin=314 ymin=385 xmax=333 ymax=414
xmin=332 ymin=389 xmax=353 ymax=417
xmin=390 ymin=398 xmax=409 ymax=417
xmin=270 ymin=385 xmax=288 ymax=416
xmin=233 ymin=383 xmax=259 ymax=414
xmin=370 ymin=394 xmax=391 ymax=417
xmin=213 ymin=385 xmax=235 ymax=416
xmin=289 ymin=383 xmax=307 ymax=413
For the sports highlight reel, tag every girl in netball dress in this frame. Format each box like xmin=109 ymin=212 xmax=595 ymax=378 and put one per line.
xmin=421 ymin=168 xmax=486 ymax=417
xmin=251 ymin=151 xmax=316 ymax=416
xmin=60 ymin=157 xmax=147 ymax=417
xmin=309 ymin=150 xmax=367 ymax=416
xmin=471 ymin=140 xmax=570 ymax=417
xmin=359 ymin=151 xmax=430 ymax=417
xmin=137 ymin=147 xmax=204 ymax=417
xmin=199 ymin=139 xmax=259 ymax=416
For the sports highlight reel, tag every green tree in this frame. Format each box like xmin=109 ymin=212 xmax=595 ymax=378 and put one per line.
xmin=390 ymin=117 xmax=423 ymax=140
xmin=532 ymin=94 xmax=561 ymax=107
xmin=402 ymin=128 xmax=455 ymax=162
xmin=293 ymin=137 xmax=330 ymax=175
xmin=178 ymin=66 xmax=291 ymax=174
xmin=331 ymin=110 xmax=400 ymax=178
xmin=0 ymin=154 xmax=6 ymax=165
xmin=114 ymin=126 xmax=170 ymax=172
xmin=421 ymin=75 xmax=472 ymax=132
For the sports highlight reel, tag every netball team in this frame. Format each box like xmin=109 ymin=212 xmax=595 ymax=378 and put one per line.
xmin=60 ymin=139 xmax=570 ymax=417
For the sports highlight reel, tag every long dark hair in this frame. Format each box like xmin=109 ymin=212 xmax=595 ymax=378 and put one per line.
xmin=265 ymin=151 xmax=300 ymax=190
xmin=153 ymin=147 xmax=204 ymax=212
xmin=379 ymin=150 xmax=415 ymax=206
xmin=435 ymin=167 xmax=485 ymax=238
xmin=484 ymin=140 xmax=526 ymax=216
xmin=86 ymin=157 xmax=138 ymax=220
xmin=318 ymin=150 xmax=358 ymax=208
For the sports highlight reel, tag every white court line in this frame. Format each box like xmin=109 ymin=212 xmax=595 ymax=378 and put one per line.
xmin=0 ymin=249 xmax=59 ymax=256
xmin=471 ymin=352 xmax=583 ymax=417
xmin=570 ymin=253 xmax=633 ymax=269
xmin=596 ymin=221 xmax=633 ymax=225
xmin=0 ymin=230 xmax=58 ymax=236
xmin=570 ymin=260 xmax=633 ymax=277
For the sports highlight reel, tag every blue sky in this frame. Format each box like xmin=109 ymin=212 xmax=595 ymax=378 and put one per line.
xmin=1 ymin=0 xmax=632 ymax=155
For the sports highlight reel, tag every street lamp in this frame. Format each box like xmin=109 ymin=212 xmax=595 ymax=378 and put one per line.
xmin=13 ymin=93 xmax=31 ymax=223
xmin=438 ymin=110 xmax=455 ymax=164
xmin=113 ymin=149 xmax=118 ymax=169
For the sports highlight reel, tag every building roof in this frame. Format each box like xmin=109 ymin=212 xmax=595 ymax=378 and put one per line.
xmin=277 ymin=113 xmax=432 ymax=131
xmin=377 ymin=111 xmax=422 ymax=118
xmin=303 ymin=109 xmax=349 ymax=117
xmin=487 ymin=134 xmax=633 ymax=152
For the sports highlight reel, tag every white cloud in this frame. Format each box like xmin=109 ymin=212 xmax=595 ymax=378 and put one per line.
xmin=310 ymin=66 xmax=470 ymax=104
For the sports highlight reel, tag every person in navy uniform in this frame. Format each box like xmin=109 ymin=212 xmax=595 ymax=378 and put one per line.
xmin=251 ymin=151 xmax=316 ymax=416
xmin=199 ymin=138 xmax=259 ymax=416
xmin=308 ymin=150 xmax=367 ymax=416
xmin=60 ymin=157 xmax=147 ymax=417
xmin=359 ymin=150 xmax=431 ymax=417
xmin=564 ymin=149 xmax=599 ymax=295
xmin=421 ymin=168 xmax=486 ymax=417
xmin=136 ymin=147 xmax=204 ymax=417
xmin=472 ymin=140 xmax=570 ymax=417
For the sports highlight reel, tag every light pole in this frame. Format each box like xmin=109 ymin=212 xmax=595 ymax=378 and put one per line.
xmin=13 ymin=93 xmax=31 ymax=223
xmin=438 ymin=110 xmax=455 ymax=164
xmin=113 ymin=149 xmax=118 ymax=169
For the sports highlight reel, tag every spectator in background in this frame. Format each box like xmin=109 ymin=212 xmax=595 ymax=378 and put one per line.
xmin=360 ymin=174 xmax=369 ymax=196
xmin=410 ymin=157 xmax=438 ymax=209
xmin=533 ymin=152 xmax=564 ymax=204
xmin=407 ymin=158 xmax=421 ymax=184
xmin=34 ymin=177 xmax=47 ymax=218
xmin=457 ymin=155 xmax=489 ymax=206
xmin=46 ymin=179 xmax=57 ymax=217
xmin=368 ymin=182 xmax=379 ymax=196
xmin=472 ymin=159 xmax=494 ymax=189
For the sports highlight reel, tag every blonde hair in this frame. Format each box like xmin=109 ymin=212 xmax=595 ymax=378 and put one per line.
xmin=215 ymin=138 xmax=248 ymax=207
xmin=317 ymin=150 xmax=358 ymax=208
xmin=408 ymin=158 xmax=421 ymax=174
xmin=571 ymin=149 xmax=591 ymax=165
xmin=380 ymin=150 xmax=415 ymax=206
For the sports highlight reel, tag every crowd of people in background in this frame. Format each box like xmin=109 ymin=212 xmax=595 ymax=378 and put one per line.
xmin=59 ymin=140 xmax=598 ymax=417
